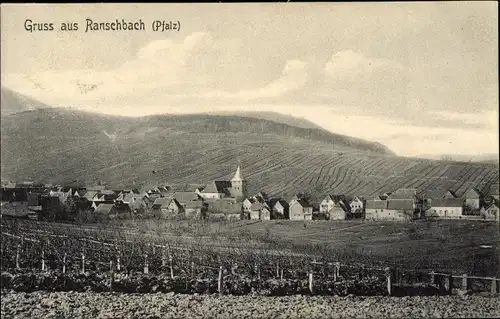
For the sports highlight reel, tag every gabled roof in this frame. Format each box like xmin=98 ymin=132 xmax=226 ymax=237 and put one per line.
xmin=430 ymin=198 xmax=463 ymax=208
xmin=185 ymin=201 xmax=206 ymax=209
xmin=152 ymin=197 xmax=170 ymax=208
xmin=206 ymin=199 xmax=242 ymax=214
xmin=366 ymin=199 xmax=388 ymax=210
xmin=291 ymin=198 xmax=312 ymax=208
xmin=173 ymin=192 xmax=201 ymax=204
xmin=388 ymin=189 xmax=418 ymax=200
xmin=250 ymin=201 xmax=264 ymax=211
xmin=269 ymin=198 xmax=289 ymax=210
xmin=243 ymin=197 xmax=256 ymax=204
xmin=484 ymin=202 xmax=499 ymax=211
xmin=81 ymin=190 xmax=98 ymax=200
xmin=94 ymin=203 xmax=114 ymax=214
xmin=167 ymin=198 xmax=183 ymax=209
xmin=387 ymin=199 xmax=414 ymax=210
xmin=463 ymin=188 xmax=481 ymax=199
xmin=231 ymin=166 xmax=244 ymax=182
xmin=202 ymin=181 xmax=232 ymax=194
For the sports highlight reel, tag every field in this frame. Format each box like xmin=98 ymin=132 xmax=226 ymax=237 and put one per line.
xmin=1 ymin=107 xmax=499 ymax=204
xmin=2 ymin=291 xmax=500 ymax=319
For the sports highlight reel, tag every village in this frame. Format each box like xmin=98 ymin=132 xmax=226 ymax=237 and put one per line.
xmin=1 ymin=165 xmax=499 ymax=223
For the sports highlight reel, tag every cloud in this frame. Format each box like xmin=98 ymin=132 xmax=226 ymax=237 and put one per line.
xmin=324 ymin=50 xmax=404 ymax=80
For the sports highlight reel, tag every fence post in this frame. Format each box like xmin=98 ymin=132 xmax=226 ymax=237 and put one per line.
xmin=162 ymin=249 xmax=166 ymax=268
xmin=169 ymin=254 xmax=174 ymax=279
xmin=461 ymin=274 xmax=468 ymax=291
xmin=491 ymin=278 xmax=499 ymax=294
xmin=117 ymin=252 xmax=121 ymax=272
xmin=280 ymin=269 xmax=284 ymax=281
xmin=144 ymin=254 xmax=149 ymax=274
xmin=430 ymin=271 xmax=436 ymax=285
xmin=335 ymin=262 xmax=341 ymax=281
xmin=41 ymin=250 xmax=46 ymax=271
xmin=81 ymin=251 xmax=85 ymax=274
xmin=109 ymin=260 xmax=114 ymax=292
xmin=191 ymin=261 xmax=195 ymax=279
xmin=62 ymin=252 xmax=67 ymax=274
xmin=309 ymin=269 xmax=314 ymax=295
xmin=218 ymin=265 xmax=224 ymax=295
xmin=276 ymin=262 xmax=279 ymax=278
xmin=385 ymin=267 xmax=393 ymax=296
xmin=16 ymin=244 xmax=21 ymax=270
xmin=444 ymin=274 xmax=453 ymax=295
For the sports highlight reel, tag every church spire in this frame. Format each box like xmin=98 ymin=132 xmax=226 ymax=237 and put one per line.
xmin=231 ymin=165 xmax=243 ymax=182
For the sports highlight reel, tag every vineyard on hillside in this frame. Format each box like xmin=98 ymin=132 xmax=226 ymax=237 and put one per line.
xmin=2 ymin=113 xmax=499 ymax=204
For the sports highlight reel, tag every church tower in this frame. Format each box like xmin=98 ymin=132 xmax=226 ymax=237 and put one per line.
xmin=230 ymin=165 xmax=247 ymax=199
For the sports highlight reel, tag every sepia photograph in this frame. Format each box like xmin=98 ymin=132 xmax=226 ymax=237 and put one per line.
xmin=1 ymin=2 xmax=499 ymax=318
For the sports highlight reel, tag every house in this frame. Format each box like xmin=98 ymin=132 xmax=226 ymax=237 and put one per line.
xmin=328 ymin=200 xmax=350 ymax=220
xmin=184 ymin=201 xmax=208 ymax=219
xmin=289 ymin=193 xmax=304 ymax=208
xmin=289 ymin=199 xmax=313 ymax=221
xmin=271 ymin=198 xmax=289 ymax=219
xmin=463 ymin=188 xmax=481 ymax=210
xmin=93 ymin=203 xmax=114 ymax=215
xmin=199 ymin=166 xmax=248 ymax=200
xmin=365 ymin=198 xmax=388 ymax=220
xmin=249 ymin=201 xmax=263 ymax=220
xmin=481 ymin=202 xmax=499 ymax=221
xmin=242 ymin=197 xmax=256 ymax=215
xmin=249 ymin=201 xmax=271 ymax=220
xmin=199 ymin=181 xmax=232 ymax=199
xmin=173 ymin=192 xmax=202 ymax=209
xmin=384 ymin=199 xmax=415 ymax=221
xmin=151 ymin=197 xmax=170 ymax=213
xmin=162 ymin=198 xmax=184 ymax=218
xmin=425 ymin=198 xmax=464 ymax=219
xmin=261 ymin=206 xmax=271 ymax=220
xmin=319 ymin=195 xmax=346 ymax=214
xmin=206 ymin=198 xmax=242 ymax=221
xmin=349 ymin=197 xmax=364 ymax=214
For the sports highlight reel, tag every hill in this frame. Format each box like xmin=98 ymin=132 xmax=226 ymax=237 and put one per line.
xmin=1 ymin=89 xmax=498 ymax=203
xmin=0 ymin=86 xmax=51 ymax=116
xmin=208 ymin=110 xmax=324 ymax=130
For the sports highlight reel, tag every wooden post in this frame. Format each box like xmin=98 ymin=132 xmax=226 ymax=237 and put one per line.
xmin=491 ymin=278 xmax=499 ymax=294
xmin=41 ymin=250 xmax=46 ymax=271
xmin=276 ymin=262 xmax=280 ymax=278
xmin=191 ymin=261 xmax=195 ymax=279
xmin=81 ymin=251 xmax=85 ymax=274
xmin=461 ymin=274 xmax=468 ymax=291
xmin=144 ymin=254 xmax=149 ymax=274
xmin=385 ymin=267 xmax=393 ymax=296
xmin=445 ymin=274 xmax=453 ymax=295
xmin=162 ymin=249 xmax=166 ymax=268
xmin=169 ymin=254 xmax=174 ymax=279
xmin=117 ymin=252 xmax=121 ymax=272
xmin=430 ymin=271 xmax=436 ymax=285
xmin=280 ymin=269 xmax=284 ymax=281
xmin=335 ymin=262 xmax=341 ymax=281
xmin=109 ymin=260 xmax=114 ymax=292
xmin=16 ymin=244 xmax=21 ymax=270
xmin=62 ymin=253 xmax=67 ymax=274
xmin=218 ymin=266 xmax=223 ymax=294
xmin=309 ymin=270 xmax=314 ymax=295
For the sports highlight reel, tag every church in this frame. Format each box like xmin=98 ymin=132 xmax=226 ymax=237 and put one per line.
xmin=197 ymin=166 xmax=247 ymax=200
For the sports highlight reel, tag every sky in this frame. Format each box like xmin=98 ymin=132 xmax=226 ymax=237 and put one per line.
xmin=1 ymin=3 xmax=498 ymax=158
